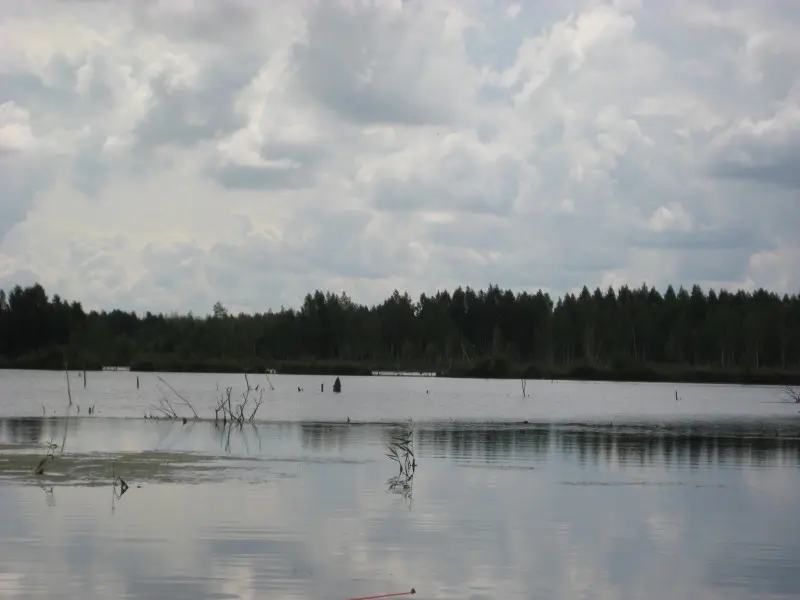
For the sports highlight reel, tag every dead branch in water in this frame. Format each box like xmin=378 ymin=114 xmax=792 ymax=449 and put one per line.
xmin=213 ymin=420 xmax=263 ymax=455
xmin=36 ymin=366 xmax=74 ymax=473
xmin=111 ymin=461 xmax=129 ymax=514
xmin=63 ymin=357 xmax=72 ymax=406
xmin=249 ymin=391 xmax=264 ymax=422
xmin=150 ymin=392 xmax=180 ymax=419
xmin=60 ymin=359 xmax=72 ymax=454
xmin=60 ymin=408 xmax=70 ymax=454
xmin=34 ymin=438 xmax=58 ymax=475
xmin=781 ymin=386 xmax=800 ymax=403
xmin=144 ymin=376 xmax=198 ymax=421
xmin=156 ymin=375 xmax=199 ymax=418
xmin=214 ymin=375 xmax=264 ymax=426
xmin=112 ymin=461 xmax=129 ymax=497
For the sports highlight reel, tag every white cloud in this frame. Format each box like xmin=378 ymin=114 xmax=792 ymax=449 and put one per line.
xmin=648 ymin=202 xmax=693 ymax=233
xmin=505 ymin=4 xmax=521 ymax=20
xmin=0 ymin=0 xmax=798 ymax=314
xmin=0 ymin=102 xmax=38 ymax=153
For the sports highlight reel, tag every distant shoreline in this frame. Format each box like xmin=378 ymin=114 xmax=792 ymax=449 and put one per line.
xmin=1 ymin=358 xmax=798 ymax=386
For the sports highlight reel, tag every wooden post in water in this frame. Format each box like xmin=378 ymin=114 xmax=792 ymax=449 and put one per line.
xmin=136 ymin=375 xmax=140 ymax=389
xmin=83 ymin=369 xmax=87 ymax=388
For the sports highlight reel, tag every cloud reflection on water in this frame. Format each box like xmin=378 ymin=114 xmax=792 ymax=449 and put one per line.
xmin=0 ymin=418 xmax=799 ymax=599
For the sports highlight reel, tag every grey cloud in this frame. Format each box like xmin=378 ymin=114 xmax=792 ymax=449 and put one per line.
xmin=556 ymin=252 xmax=626 ymax=275
xmin=541 ymin=237 xmax=628 ymax=276
xmin=141 ymin=243 xmax=207 ymax=288
xmin=372 ymin=152 xmax=520 ymax=217
xmin=47 ymin=238 xmax=135 ymax=305
xmin=414 ymin=208 xmax=628 ymax=294
xmin=291 ymin=2 xmax=471 ymax=126
xmin=674 ymin=249 xmax=754 ymax=284
xmin=425 ymin=217 xmax=512 ymax=252
xmin=463 ymin=2 xmax=579 ymax=71
xmin=129 ymin=219 xmax=401 ymax=315
xmin=210 ymin=141 xmax=326 ymax=191
xmin=422 ymin=210 xmax=630 ymax=291
xmin=126 ymin=0 xmax=262 ymax=45
xmin=201 ymin=235 xmax=325 ymax=313
xmin=414 ymin=205 xmax=629 ymax=293
xmin=0 ymin=269 xmax=39 ymax=293
xmin=427 ymin=248 xmax=603 ymax=296
xmin=475 ymin=84 xmax=512 ymax=109
xmin=709 ymin=128 xmax=800 ymax=190
xmin=626 ymin=224 xmax=775 ymax=289
xmin=0 ymin=156 xmax=57 ymax=241
xmin=133 ymin=57 xmax=262 ymax=151
xmin=290 ymin=210 xmax=412 ymax=281
xmin=123 ymin=243 xmax=214 ymax=314
xmin=705 ymin=100 xmax=800 ymax=189
xmin=373 ymin=178 xmax=514 ymax=216
xmin=69 ymin=133 xmax=153 ymax=197
xmin=71 ymin=153 xmax=111 ymax=197
xmin=648 ymin=3 xmax=800 ymax=114
xmin=713 ymin=160 xmax=800 ymax=190
xmin=628 ymin=227 xmax=767 ymax=252
xmin=210 ymin=164 xmax=315 ymax=191
xmin=204 ymin=210 xmax=414 ymax=308
xmin=0 ymin=72 xmax=75 ymax=114
xmin=608 ymin=147 xmax=695 ymax=214
xmin=207 ymin=234 xmax=308 ymax=278
xmin=0 ymin=57 xmax=116 ymax=129
xmin=66 ymin=249 xmax=128 ymax=293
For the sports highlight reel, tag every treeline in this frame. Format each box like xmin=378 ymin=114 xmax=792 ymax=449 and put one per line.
xmin=0 ymin=282 xmax=799 ymax=384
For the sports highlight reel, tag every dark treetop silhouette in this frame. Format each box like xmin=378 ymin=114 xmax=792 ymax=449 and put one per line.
xmin=0 ymin=282 xmax=798 ymax=384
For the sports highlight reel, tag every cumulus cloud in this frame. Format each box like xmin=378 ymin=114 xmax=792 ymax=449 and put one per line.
xmin=0 ymin=0 xmax=798 ymax=314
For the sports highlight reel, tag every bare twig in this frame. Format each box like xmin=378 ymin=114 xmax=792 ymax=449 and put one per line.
xmin=149 ymin=398 xmax=178 ymax=419
xmin=781 ymin=386 xmax=800 ymax=403
xmin=60 ymin=409 xmax=69 ymax=454
xmin=265 ymin=370 xmax=275 ymax=391
xmin=34 ymin=438 xmax=58 ymax=475
xmin=63 ymin=359 xmax=72 ymax=406
xmin=111 ymin=461 xmax=129 ymax=514
xmin=520 ymin=379 xmax=527 ymax=397
xmin=156 ymin=375 xmax=198 ymax=418
xmin=249 ymin=389 xmax=264 ymax=422
xmin=213 ymin=376 xmax=265 ymax=426
xmin=60 ymin=358 xmax=72 ymax=454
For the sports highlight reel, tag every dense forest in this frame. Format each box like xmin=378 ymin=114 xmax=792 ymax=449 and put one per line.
xmin=0 ymin=282 xmax=799 ymax=384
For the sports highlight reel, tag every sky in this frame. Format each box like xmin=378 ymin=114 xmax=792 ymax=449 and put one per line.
xmin=1 ymin=0 xmax=799 ymax=316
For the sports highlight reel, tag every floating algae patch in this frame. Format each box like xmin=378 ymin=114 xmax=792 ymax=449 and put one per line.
xmin=0 ymin=449 xmax=295 ymax=487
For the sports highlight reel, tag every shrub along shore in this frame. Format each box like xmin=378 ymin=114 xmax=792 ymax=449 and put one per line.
xmin=1 ymin=353 xmax=798 ymax=386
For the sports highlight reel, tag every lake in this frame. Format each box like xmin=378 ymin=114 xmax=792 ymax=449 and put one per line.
xmin=0 ymin=370 xmax=799 ymax=599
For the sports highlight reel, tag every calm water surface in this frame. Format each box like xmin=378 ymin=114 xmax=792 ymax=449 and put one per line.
xmin=1 ymin=370 xmax=799 ymax=599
